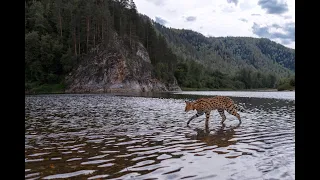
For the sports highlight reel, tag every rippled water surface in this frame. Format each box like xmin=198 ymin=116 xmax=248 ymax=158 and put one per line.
xmin=25 ymin=92 xmax=295 ymax=179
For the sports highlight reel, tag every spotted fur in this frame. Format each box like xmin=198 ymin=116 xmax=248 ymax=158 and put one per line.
xmin=185 ymin=96 xmax=244 ymax=126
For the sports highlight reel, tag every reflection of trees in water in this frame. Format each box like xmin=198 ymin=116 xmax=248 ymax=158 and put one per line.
xmin=186 ymin=122 xmax=241 ymax=147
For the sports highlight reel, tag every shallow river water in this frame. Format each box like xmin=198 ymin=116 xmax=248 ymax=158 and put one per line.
xmin=25 ymin=92 xmax=295 ymax=179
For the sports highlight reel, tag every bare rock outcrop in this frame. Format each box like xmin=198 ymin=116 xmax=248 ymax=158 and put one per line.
xmin=65 ymin=34 xmax=181 ymax=93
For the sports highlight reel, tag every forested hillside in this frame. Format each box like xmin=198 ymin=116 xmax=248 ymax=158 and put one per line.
xmin=155 ymin=23 xmax=295 ymax=90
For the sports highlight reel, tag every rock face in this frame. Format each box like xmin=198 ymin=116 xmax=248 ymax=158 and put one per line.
xmin=65 ymin=34 xmax=181 ymax=93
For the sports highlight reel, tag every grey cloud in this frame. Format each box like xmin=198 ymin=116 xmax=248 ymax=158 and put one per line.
xmin=186 ymin=16 xmax=197 ymax=22
xmin=258 ymin=0 xmax=289 ymax=14
xmin=155 ymin=16 xmax=168 ymax=25
xmin=146 ymin=0 xmax=165 ymax=6
xmin=280 ymin=39 xmax=292 ymax=45
xmin=227 ymin=0 xmax=238 ymax=5
xmin=251 ymin=14 xmax=261 ymax=16
xmin=239 ymin=18 xmax=248 ymax=22
xmin=252 ymin=23 xmax=269 ymax=37
xmin=272 ymin=24 xmax=281 ymax=29
xmin=252 ymin=22 xmax=295 ymax=45
xmin=283 ymin=15 xmax=292 ymax=19
xmin=283 ymin=22 xmax=295 ymax=41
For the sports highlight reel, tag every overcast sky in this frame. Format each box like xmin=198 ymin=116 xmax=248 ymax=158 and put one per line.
xmin=133 ymin=0 xmax=295 ymax=49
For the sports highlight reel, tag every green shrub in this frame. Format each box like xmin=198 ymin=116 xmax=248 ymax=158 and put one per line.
xmin=277 ymin=82 xmax=293 ymax=91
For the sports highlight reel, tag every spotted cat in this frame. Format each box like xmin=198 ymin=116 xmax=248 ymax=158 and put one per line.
xmin=185 ymin=96 xmax=244 ymax=126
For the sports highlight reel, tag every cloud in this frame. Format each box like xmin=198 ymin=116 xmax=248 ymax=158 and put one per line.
xmin=239 ymin=18 xmax=248 ymax=22
xmin=146 ymin=0 xmax=165 ymax=6
xmin=252 ymin=22 xmax=295 ymax=45
xmin=155 ymin=16 xmax=168 ymax=25
xmin=283 ymin=22 xmax=295 ymax=40
xmin=272 ymin=24 xmax=281 ymax=29
xmin=185 ymin=16 xmax=197 ymax=22
xmin=227 ymin=0 xmax=238 ymax=5
xmin=222 ymin=5 xmax=236 ymax=13
xmin=280 ymin=39 xmax=292 ymax=45
xmin=166 ymin=8 xmax=177 ymax=14
xmin=251 ymin=14 xmax=261 ymax=16
xmin=252 ymin=23 xmax=269 ymax=37
xmin=258 ymin=0 xmax=289 ymax=14
xmin=239 ymin=1 xmax=254 ymax=10
xmin=283 ymin=15 xmax=292 ymax=19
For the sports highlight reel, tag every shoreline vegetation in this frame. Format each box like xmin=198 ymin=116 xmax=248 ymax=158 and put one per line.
xmin=25 ymin=83 xmax=294 ymax=95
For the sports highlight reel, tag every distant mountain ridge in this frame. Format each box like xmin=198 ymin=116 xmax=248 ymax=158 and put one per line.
xmin=154 ymin=23 xmax=295 ymax=78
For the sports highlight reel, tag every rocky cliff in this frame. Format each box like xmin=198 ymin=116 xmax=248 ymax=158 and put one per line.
xmin=65 ymin=33 xmax=181 ymax=93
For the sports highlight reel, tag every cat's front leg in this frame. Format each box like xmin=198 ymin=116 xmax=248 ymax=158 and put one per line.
xmin=187 ymin=111 xmax=204 ymax=126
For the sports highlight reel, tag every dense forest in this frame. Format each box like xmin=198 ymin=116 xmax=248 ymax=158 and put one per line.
xmin=25 ymin=0 xmax=295 ymax=93
xmin=25 ymin=0 xmax=178 ymax=92
xmin=154 ymin=23 xmax=295 ymax=90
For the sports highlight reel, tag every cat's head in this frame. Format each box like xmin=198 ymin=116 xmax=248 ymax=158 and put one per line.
xmin=185 ymin=101 xmax=195 ymax=112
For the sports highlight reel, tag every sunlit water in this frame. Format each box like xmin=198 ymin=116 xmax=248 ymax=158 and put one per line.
xmin=25 ymin=92 xmax=295 ymax=179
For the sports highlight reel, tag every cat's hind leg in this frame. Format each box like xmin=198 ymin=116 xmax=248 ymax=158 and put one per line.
xmin=226 ymin=108 xmax=241 ymax=123
xmin=218 ymin=109 xmax=226 ymax=124
xmin=205 ymin=111 xmax=211 ymax=127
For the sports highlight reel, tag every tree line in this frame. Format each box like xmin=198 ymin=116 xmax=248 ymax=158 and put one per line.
xmin=174 ymin=60 xmax=278 ymax=90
